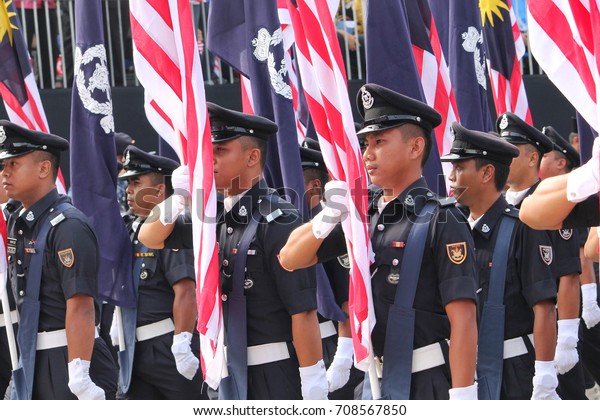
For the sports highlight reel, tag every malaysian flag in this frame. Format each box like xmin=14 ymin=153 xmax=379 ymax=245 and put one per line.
xmin=0 ymin=0 xmax=66 ymax=193
xmin=285 ymin=0 xmax=375 ymax=372
xmin=365 ymin=0 xmax=447 ymax=195
xmin=207 ymin=0 xmax=307 ymax=215
xmin=480 ymin=0 xmax=532 ymax=123
xmin=69 ymin=0 xmax=135 ymax=308
xmin=429 ymin=0 xmax=495 ymax=132
xmin=406 ymin=0 xmax=458 ymax=192
xmin=528 ymin=1 xmax=600 ymax=133
xmin=129 ymin=0 xmax=220 ymax=389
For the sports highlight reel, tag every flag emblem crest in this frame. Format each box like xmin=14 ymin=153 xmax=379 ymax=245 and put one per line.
xmin=251 ymin=27 xmax=292 ymax=100
xmin=461 ymin=26 xmax=487 ymax=89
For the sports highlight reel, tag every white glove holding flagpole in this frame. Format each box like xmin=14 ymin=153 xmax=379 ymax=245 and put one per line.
xmin=311 ymin=181 xmax=351 ymax=239
xmin=567 ymin=136 xmax=600 ymax=202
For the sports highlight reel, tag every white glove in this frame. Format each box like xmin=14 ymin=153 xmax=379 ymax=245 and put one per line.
xmin=157 ymin=194 xmax=186 ymax=226
xmin=531 ymin=360 xmax=560 ymax=400
xmin=581 ymin=283 xmax=600 ymax=329
xmin=567 ymin=136 xmax=600 ymax=202
xmin=299 ymin=359 xmax=329 ymax=400
xmin=171 ymin=165 xmax=191 ymax=195
xmin=449 ymin=382 xmax=478 ymax=400
xmin=326 ymin=337 xmax=353 ymax=392
xmin=311 ymin=180 xmax=350 ymax=239
xmin=554 ymin=318 xmax=580 ymax=374
xmin=67 ymin=358 xmax=105 ymax=400
xmin=171 ymin=331 xmax=199 ymax=380
xmin=109 ymin=311 xmax=118 ymax=347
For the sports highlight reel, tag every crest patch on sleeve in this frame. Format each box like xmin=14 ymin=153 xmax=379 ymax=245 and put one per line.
xmin=446 ymin=242 xmax=467 ymax=264
xmin=539 ymin=245 xmax=553 ymax=266
xmin=58 ymin=248 xmax=75 ymax=268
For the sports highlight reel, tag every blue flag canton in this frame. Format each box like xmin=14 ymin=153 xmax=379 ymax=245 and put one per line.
xmin=0 ymin=0 xmax=33 ymax=104
xmin=479 ymin=1 xmax=517 ymax=79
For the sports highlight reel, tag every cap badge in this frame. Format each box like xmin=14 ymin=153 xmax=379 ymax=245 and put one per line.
xmin=450 ymin=126 xmax=455 ymax=140
xmin=499 ymin=114 xmax=509 ymax=130
xmin=361 ymin=86 xmax=374 ymax=110
xmin=0 ymin=126 xmax=5 ymax=144
xmin=123 ymin=150 xmax=130 ymax=166
xmin=239 ymin=205 xmax=248 ymax=217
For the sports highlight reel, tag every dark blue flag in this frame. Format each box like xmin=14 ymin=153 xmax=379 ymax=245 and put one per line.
xmin=207 ymin=0 xmax=306 ymax=215
xmin=429 ymin=0 xmax=494 ymax=132
xmin=577 ymin=112 xmax=598 ymax=164
xmin=365 ymin=0 xmax=446 ymax=195
xmin=70 ymin=0 xmax=135 ymax=308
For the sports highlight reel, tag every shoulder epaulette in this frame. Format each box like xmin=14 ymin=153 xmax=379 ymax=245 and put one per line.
xmin=436 ymin=196 xmax=457 ymax=207
xmin=258 ymin=194 xmax=298 ymax=223
xmin=502 ymin=206 xmax=519 ymax=219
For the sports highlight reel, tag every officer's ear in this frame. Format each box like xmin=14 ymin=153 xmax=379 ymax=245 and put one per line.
xmin=480 ymin=163 xmax=495 ymax=185
xmin=38 ymin=158 xmax=52 ymax=180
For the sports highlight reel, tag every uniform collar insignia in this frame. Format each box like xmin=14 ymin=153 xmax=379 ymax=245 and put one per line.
xmin=238 ymin=205 xmax=248 ymax=217
xmin=25 ymin=211 xmax=35 ymax=222
xmin=404 ymin=194 xmax=414 ymax=206
xmin=481 ymin=224 xmax=490 ymax=233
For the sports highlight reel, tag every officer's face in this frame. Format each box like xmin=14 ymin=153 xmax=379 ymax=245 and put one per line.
xmin=1 ymin=153 xmax=47 ymax=205
xmin=212 ymin=139 xmax=253 ymax=195
xmin=447 ymin=159 xmax=481 ymax=207
xmin=362 ymin=127 xmax=414 ymax=190
xmin=540 ymin=151 xmax=565 ymax=179
xmin=126 ymin=174 xmax=164 ymax=217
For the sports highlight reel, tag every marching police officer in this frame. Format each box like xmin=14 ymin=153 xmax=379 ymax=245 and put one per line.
xmin=112 ymin=145 xmax=205 ymax=399
xmin=0 ymin=120 xmax=117 ymax=399
xmin=279 ymin=84 xmax=479 ymax=400
xmin=299 ymin=138 xmax=364 ymax=399
xmin=497 ymin=114 xmax=584 ymax=398
xmin=138 ymin=103 xmax=328 ymax=400
xmin=442 ymin=122 xmax=558 ymax=399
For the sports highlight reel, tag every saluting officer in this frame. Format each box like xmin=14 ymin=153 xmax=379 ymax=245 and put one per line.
xmin=111 ymin=145 xmax=205 ymax=400
xmin=299 ymin=138 xmax=364 ymax=399
xmin=0 ymin=120 xmax=117 ymax=399
xmin=279 ymin=84 xmax=479 ymax=400
xmin=442 ymin=122 xmax=558 ymax=400
xmin=138 ymin=103 xmax=328 ymax=400
xmin=497 ymin=113 xmax=583 ymax=397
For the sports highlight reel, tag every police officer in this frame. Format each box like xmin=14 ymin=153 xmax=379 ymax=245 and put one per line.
xmin=111 ymin=145 xmax=205 ymax=400
xmin=299 ymin=138 xmax=364 ymax=399
xmin=0 ymin=120 xmax=117 ymax=399
xmin=442 ymin=122 xmax=558 ymax=399
xmin=497 ymin=114 xmax=583 ymax=397
xmin=280 ymin=84 xmax=479 ymax=400
xmin=138 ymin=103 xmax=328 ymax=400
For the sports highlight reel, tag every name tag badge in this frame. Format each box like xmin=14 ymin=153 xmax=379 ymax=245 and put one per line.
xmin=25 ymin=248 xmax=36 ymax=254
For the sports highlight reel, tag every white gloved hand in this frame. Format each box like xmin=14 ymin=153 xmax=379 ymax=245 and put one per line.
xmin=109 ymin=311 xmax=118 ymax=347
xmin=581 ymin=283 xmax=600 ymax=329
xmin=171 ymin=331 xmax=199 ymax=380
xmin=68 ymin=358 xmax=106 ymax=400
xmin=449 ymin=382 xmax=478 ymax=400
xmin=299 ymin=359 xmax=329 ymax=400
xmin=171 ymin=165 xmax=191 ymax=195
xmin=554 ymin=318 xmax=580 ymax=374
xmin=567 ymin=136 xmax=600 ymax=202
xmin=156 ymin=194 xmax=186 ymax=226
xmin=531 ymin=360 xmax=560 ymax=400
xmin=311 ymin=180 xmax=350 ymax=239
xmin=326 ymin=337 xmax=353 ymax=392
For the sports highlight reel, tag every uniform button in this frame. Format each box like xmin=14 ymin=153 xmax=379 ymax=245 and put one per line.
xmin=426 ymin=192 xmax=433 ymax=197
xmin=221 ymin=294 xmax=228 ymax=301
xmin=19 ymin=290 xmax=24 ymax=297
xmin=377 ymin=224 xmax=384 ymax=231
xmin=223 ymin=259 xmax=229 ymax=267
xmin=392 ymin=258 xmax=399 ymax=266
xmin=141 ymin=263 xmax=145 ymax=268
xmin=227 ymin=227 xmax=233 ymax=234
xmin=18 ymin=230 xmax=23 ymax=235
xmin=504 ymin=208 xmax=510 ymax=213
xmin=134 ymin=240 xmax=139 ymax=245
xmin=17 ymin=260 xmax=21 ymax=265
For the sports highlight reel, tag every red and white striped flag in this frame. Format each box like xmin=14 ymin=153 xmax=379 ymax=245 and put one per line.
xmin=129 ymin=0 xmax=221 ymax=389
xmin=0 ymin=0 xmax=66 ymax=193
xmin=286 ymin=0 xmax=375 ymax=371
xmin=480 ymin=0 xmax=532 ymax=123
xmin=528 ymin=0 xmax=600 ymax=132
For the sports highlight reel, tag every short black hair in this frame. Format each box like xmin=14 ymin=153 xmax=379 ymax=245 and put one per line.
xmin=400 ymin=124 xmax=431 ymax=168
xmin=148 ymin=172 xmax=173 ymax=197
xmin=240 ymin=136 xmax=267 ymax=168
xmin=475 ymin=157 xmax=510 ymax=192
xmin=303 ymin=167 xmax=329 ymax=189
xmin=34 ymin=150 xmax=60 ymax=180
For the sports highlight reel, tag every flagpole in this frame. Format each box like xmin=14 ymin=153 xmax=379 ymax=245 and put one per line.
xmin=115 ymin=306 xmax=125 ymax=352
xmin=369 ymin=359 xmax=381 ymax=400
xmin=1 ymin=274 xmax=18 ymax=369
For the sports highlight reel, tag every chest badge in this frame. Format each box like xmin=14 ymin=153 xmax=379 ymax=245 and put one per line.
xmin=446 ymin=242 xmax=467 ymax=265
xmin=140 ymin=269 xmax=148 ymax=280
xmin=559 ymin=229 xmax=573 ymax=240
xmin=244 ymin=278 xmax=254 ymax=289
xmin=58 ymin=248 xmax=74 ymax=268
xmin=539 ymin=245 xmax=553 ymax=266
xmin=387 ymin=272 xmax=400 ymax=285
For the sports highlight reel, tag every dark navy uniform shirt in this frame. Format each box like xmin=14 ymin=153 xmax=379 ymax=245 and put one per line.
xmin=471 ymin=195 xmax=557 ymax=339
xmin=562 ymin=193 xmax=599 ymax=228
xmin=130 ymin=218 xmax=196 ymax=327
xmin=316 ymin=177 xmax=478 ymax=356
xmin=166 ymin=180 xmax=316 ymax=347
xmin=7 ymin=189 xmax=99 ymax=332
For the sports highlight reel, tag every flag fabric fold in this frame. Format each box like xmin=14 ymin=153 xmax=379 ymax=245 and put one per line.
xmin=130 ymin=0 xmax=220 ymax=389
xmin=69 ymin=0 xmax=135 ymax=308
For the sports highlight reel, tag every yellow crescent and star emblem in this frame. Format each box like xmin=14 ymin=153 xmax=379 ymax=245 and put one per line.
xmin=0 ymin=0 xmax=18 ymax=46
xmin=58 ymin=248 xmax=75 ymax=268
xmin=479 ymin=0 xmax=510 ymax=27
xmin=446 ymin=242 xmax=467 ymax=265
